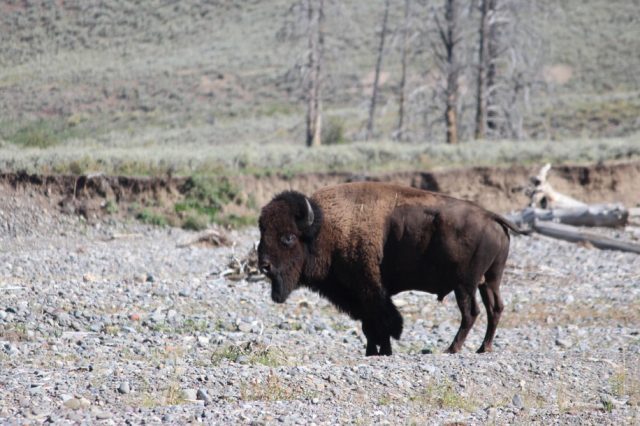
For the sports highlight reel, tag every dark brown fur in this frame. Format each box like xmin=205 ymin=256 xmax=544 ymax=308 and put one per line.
xmin=258 ymin=182 xmax=524 ymax=356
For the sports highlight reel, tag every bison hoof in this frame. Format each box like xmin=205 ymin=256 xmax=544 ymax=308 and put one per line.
xmin=476 ymin=345 xmax=493 ymax=354
xmin=445 ymin=346 xmax=460 ymax=354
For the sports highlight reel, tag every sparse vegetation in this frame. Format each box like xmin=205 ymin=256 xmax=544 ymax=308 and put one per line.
xmin=240 ymin=370 xmax=297 ymax=402
xmin=410 ymin=380 xmax=477 ymax=412
xmin=5 ymin=119 xmax=64 ymax=148
xmin=1 ymin=135 xmax=639 ymax=179
xmin=211 ymin=342 xmax=287 ymax=367
xmin=136 ymin=209 xmax=168 ymax=227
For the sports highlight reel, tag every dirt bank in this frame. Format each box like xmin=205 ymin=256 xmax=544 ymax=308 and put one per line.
xmin=1 ymin=161 xmax=638 ymax=221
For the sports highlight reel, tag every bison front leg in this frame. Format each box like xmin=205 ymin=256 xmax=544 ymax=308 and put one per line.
xmin=361 ymin=298 xmax=402 ymax=356
xmin=362 ymin=321 xmax=380 ymax=356
xmin=362 ymin=319 xmax=393 ymax=356
xmin=446 ymin=288 xmax=480 ymax=354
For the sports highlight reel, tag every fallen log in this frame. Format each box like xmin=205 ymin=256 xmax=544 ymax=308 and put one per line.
xmin=532 ymin=220 xmax=640 ymax=254
xmin=507 ymin=204 xmax=629 ymax=228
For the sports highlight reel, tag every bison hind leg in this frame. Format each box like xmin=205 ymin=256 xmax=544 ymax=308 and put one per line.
xmin=477 ymin=254 xmax=507 ymax=353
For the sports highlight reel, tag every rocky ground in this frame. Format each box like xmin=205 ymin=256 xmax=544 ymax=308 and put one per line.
xmin=1 ymin=191 xmax=639 ymax=425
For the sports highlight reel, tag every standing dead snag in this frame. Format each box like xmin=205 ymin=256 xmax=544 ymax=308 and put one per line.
xmin=436 ymin=0 xmax=462 ymax=144
xmin=396 ymin=0 xmax=411 ymax=141
xmin=306 ymin=0 xmax=325 ymax=147
xmin=474 ymin=0 xmax=496 ymax=139
xmin=365 ymin=0 xmax=390 ymax=141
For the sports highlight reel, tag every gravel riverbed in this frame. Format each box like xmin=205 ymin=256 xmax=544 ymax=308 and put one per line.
xmin=1 ymin=192 xmax=639 ymax=425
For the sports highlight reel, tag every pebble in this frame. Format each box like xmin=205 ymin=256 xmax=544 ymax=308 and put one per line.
xmin=63 ymin=397 xmax=90 ymax=410
xmin=196 ymin=389 xmax=210 ymax=404
xmin=117 ymin=382 xmax=131 ymax=394
xmin=512 ymin=394 xmax=524 ymax=409
xmin=555 ymin=338 xmax=572 ymax=348
xmin=183 ymin=389 xmax=198 ymax=401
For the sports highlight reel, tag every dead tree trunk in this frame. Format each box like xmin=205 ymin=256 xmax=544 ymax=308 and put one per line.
xmin=306 ymin=0 xmax=324 ymax=147
xmin=485 ymin=0 xmax=498 ymax=132
xmin=396 ymin=0 xmax=410 ymax=141
xmin=474 ymin=0 xmax=490 ymax=139
xmin=532 ymin=220 xmax=640 ymax=254
xmin=442 ymin=0 xmax=460 ymax=144
xmin=365 ymin=0 xmax=390 ymax=141
xmin=507 ymin=205 xmax=629 ymax=228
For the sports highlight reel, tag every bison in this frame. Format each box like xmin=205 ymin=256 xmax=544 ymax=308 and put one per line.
xmin=257 ymin=182 xmax=524 ymax=356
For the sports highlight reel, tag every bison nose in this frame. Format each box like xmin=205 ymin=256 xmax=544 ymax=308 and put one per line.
xmin=259 ymin=260 xmax=272 ymax=274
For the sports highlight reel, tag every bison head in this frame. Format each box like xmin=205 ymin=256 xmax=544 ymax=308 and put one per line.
xmin=258 ymin=191 xmax=322 ymax=303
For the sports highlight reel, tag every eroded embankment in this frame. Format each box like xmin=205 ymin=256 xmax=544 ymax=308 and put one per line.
xmin=0 ymin=161 xmax=638 ymax=222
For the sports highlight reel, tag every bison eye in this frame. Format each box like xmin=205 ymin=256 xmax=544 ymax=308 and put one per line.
xmin=280 ymin=234 xmax=297 ymax=247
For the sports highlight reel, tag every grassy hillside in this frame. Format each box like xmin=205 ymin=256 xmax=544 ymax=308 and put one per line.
xmin=0 ymin=0 xmax=639 ymax=174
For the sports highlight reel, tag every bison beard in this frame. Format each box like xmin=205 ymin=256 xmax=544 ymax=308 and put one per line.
xmin=258 ymin=182 xmax=523 ymax=356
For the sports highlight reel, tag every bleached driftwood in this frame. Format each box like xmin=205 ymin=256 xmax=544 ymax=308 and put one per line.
xmin=507 ymin=204 xmax=629 ymax=228
xmin=177 ymin=229 xmax=231 ymax=248
xmin=532 ymin=220 xmax=640 ymax=254
xmin=506 ymin=163 xmax=638 ymax=254
xmin=528 ymin=163 xmax=587 ymax=209
xmin=629 ymin=208 xmax=640 ymax=225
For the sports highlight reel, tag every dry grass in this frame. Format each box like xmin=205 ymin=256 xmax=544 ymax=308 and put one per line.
xmin=503 ymin=299 xmax=640 ymax=328
xmin=240 ymin=370 xmax=298 ymax=402
xmin=210 ymin=341 xmax=288 ymax=367
xmin=408 ymin=380 xmax=478 ymax=412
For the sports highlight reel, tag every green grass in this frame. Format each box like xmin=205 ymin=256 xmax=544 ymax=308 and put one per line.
xmin=1 ymin=134 xmax=638 ymax=178
xmin=4 ymin=119 xmax=76 ymax=148
xmin=136 ymin=209 xmax=168 ymax=227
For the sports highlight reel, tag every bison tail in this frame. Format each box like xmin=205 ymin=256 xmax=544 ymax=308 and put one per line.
xmin=492 ymin=214 xmax=531 ymax=236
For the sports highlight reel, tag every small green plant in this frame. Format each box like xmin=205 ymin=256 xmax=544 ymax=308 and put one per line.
xmin=174 ymin=177 xmax=234 ymax=219
xmin=164 ymin=383 xmax=187 ymax=405
xmin=211 ymin=342 xmax=286 ymax=367
xmin=105 ymin=200 xmax=119 ymax=214
xmin=180 ymin=212 xmax=210 ymax=231
xmin=181 ymin=318 xmax=209 ymax=334
xmin=211 ymin=345 xmax=245 ymax=364
xmin=136 ymin=209 xmax=167 ymax=227
xmin=378 ymin=393 xmax=393 ymax=406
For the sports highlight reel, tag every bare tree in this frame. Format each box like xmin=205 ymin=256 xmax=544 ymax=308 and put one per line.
xmin=436 ymin=0 xmax=462 ymax=144
xmin=396 ymin=0 xmax=411 ymax=141
xmin=485 ymin=0 xmax=500 ymax=133
xmin=477 ymin=0 xmax=548 ymax=140
xmin=365 ymin=0 xmax=390 ymax=141
xmin=474 ymin=0 xmax=495 ymax=139
xmin=306 ymin=0 xmax=325 ymax=147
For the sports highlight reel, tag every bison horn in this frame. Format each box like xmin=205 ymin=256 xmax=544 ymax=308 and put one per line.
xmin=304 ymin=197 xmax=314 ymax=226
